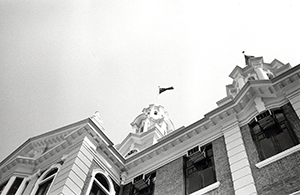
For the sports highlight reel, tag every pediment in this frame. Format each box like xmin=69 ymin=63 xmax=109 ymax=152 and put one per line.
xmin=0 ymin=119 xmax=89 ymax=167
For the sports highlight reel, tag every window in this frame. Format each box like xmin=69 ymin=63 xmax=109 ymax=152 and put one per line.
xmin=247 ymin=76 xmax=256 ymax=81
xmin=267 ymin=72 xmax=275 ymax=79
xmin=7 ymin=177 xmax=24 ymax=195
xmin=185 ymin=143 xmax=216 ymax=194
xmin=132 ymin=172 xmax=156 ymax=195
xmin=125 ymin=149 xmax=138 ymax=158
xmin=249 ymin=108 xmax=299 ymax=161
xmin=31 ymin=164 xmax=60 ymax=195
xmin=0 ymin=176 xmax=28 ymax=195
xmin=0 ymin=180 xmax=8 ymax=194
xmin=87 ymin=169 xmax=116 ymax=195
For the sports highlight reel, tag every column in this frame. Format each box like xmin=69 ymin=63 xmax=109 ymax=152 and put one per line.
xmin=222 ymin=121 xmax=257 ymax=195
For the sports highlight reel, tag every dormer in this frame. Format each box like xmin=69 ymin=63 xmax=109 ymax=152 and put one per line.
xmin=217 ymin=55 xmax=292 ymax=107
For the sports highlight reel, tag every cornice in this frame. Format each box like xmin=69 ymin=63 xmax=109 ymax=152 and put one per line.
xmin=121 ymin=64 xmax=300 ymax=177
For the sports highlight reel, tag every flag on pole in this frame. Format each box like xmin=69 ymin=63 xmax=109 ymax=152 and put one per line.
xmin=159 ymin=86 xmax=174 ymax=94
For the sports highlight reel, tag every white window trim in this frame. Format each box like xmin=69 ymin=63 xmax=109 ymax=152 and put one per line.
xmin=290 ymin=190 xmax=300 ymax=195
xmin=256 ymin=144 xmax=300 ymax=169
xmin=30 ymin=164 xmax=61 ymax=195
xmin=85 ymin=169 xmax=116 ymax=195
xmin=189 ymin=181 xmax=220 ymax=195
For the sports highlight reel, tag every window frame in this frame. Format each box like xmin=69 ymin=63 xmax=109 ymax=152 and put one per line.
xmin=185 ymin=143 xmax=217 ymax=195
xmin=132 ymin=172 xmax=156 ymax=195
xmin=86 ymin=169 xmax=116 ymax=195
xmin=249 ymin=108 xmax=299 ymax=161
xmin=30 ymin=164 xmax=61 ymax=195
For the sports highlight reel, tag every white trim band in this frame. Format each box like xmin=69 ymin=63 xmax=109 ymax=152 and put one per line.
xmin=256 ymin=144 xmax=300 ymax=169
xmin=190 ymin=181 xmax=220 ymax=195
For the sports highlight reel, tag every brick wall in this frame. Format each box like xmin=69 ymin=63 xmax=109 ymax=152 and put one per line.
xmin=154 ymin=157 xmax=185 ymax=195
xmin=241 ymin=106 xmax=300 ymax=195
xmin=205 ymin=137 xmax=234 ymax=195
xmin=283 ymin=103 xmax=300 ymax=140
xmin=122 ymin=183 xmax=133 ymax=195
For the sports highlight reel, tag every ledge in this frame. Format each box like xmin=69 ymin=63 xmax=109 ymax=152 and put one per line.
xmin=290 ymin=190 xmax=300 ymax=195
xmin=256 ymin=144 xmax=300 ymax=169
xmin=190 ymin=181 xmax=220 ymax=195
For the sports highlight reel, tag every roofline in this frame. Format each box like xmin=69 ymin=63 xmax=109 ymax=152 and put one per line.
xmin=0 ymin=118 xmax=90 ymax=167
xmin=125 ymin=63 xmax=300 ymax=163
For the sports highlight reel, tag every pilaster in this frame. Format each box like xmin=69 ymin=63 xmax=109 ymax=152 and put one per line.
xmin=49 ymin=136 xmax=95 ymax=195
xmin=287 ymin=90 xmax=300 ymax=119
xmin=222 ymin=121 xmax=257 ymax=195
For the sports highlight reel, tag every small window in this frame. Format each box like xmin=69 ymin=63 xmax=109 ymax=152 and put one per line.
xmin=249 ymin=108 xmax=299 ymax=160
xmin=185 ymin=143 xmax=216 ymax=194
xmin=247 ymin=76 xmax=256 ymax=81
xmin=126 ymin=149 xmax=138 ymax=157
xmin=267 ymin=73 xmax=275 ymax=79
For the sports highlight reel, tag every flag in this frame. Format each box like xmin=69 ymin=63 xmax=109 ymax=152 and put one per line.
xmin=159 ymin=86 xmax=174 ymax=94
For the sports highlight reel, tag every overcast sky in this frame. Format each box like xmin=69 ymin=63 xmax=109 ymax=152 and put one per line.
xmin=0 ymin=0 xmax=300 ymax=162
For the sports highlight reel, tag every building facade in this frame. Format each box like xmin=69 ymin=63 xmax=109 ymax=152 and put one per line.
xmin=1 ymin=56 xmax=300 ymax=195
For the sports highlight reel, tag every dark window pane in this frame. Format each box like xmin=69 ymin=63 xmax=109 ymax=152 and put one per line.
xmin=186 ymin=143 xmax=216 ymax=194
xmin=250 ymin=107 xmax=299 ymax=160
xmin=44 ymin=168 xmax=58 ymax=179
xmin=35 ymin=177 xmax=54 ymax=195
xmin=95 ymin=174 xmax=109 ymax=191
xmin=202 ymin=166 xmax=215 ymax=188
xmin=7 ymin=177 xmax=23 ymax=195
xmin=89 ymin=182 xmax=107 ymax=195
xmin=188 ymin=171 xmax=203 ymax=193
xmin=276 ymin=125 xmax=295 ymax=150
xmin=259 ymin=136 xmax=277 ymax=159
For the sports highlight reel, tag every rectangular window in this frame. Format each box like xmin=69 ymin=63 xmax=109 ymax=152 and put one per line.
xmin=185 ymin=143 xmax=216 ymax=194
xmin=249 ymin=107 xmax=299 ymax=160
xmin=133 ymin=172 xmax=156 ymax=195
xmin=7 ymin=177 xmax=24 ymax=195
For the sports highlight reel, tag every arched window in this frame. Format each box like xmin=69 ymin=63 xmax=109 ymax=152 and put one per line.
xmin=125 ymin=149 xmax=138 ymax=158
xmin=31 ymin=164 xmax=60 ymax=195
xmin=249 ymin=107 xmax=299 ymax=160
xmin=247 ymin=76 xmax=256 ymax=81
xmin=267 ymin=72 xmax=275 ymax=79
xmin=87 ymin=169 xmax=116 ymax=195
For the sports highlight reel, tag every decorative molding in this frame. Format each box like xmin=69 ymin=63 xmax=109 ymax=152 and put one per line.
xmin=256 ymin=144 xmax=300 ymax=169
xmin=190 ymin=181 xmax=220 ymax=195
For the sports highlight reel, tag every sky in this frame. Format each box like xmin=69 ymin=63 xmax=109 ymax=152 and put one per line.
xmin=0 ymin=0 xmax=300 ymax=162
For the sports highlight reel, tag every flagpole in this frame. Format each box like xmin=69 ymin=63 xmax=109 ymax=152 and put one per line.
xmin=156 ymin=86 xmax=159 ymax=104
